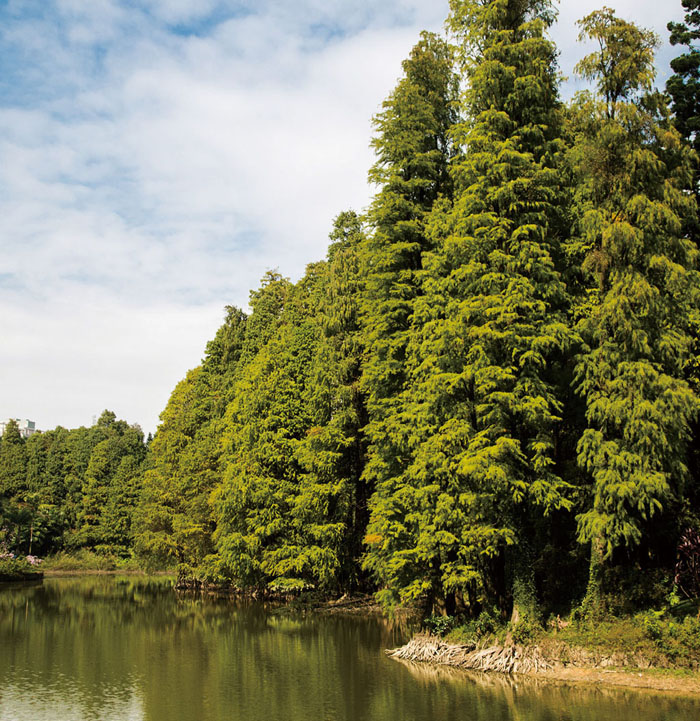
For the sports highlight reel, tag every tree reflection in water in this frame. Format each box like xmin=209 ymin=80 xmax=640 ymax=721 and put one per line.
xmin=0 ymin=577 xmax=698 ymax=721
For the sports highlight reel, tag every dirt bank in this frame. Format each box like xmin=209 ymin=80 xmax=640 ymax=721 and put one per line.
xmin=387 ymin=633 xmax=700 ymax=696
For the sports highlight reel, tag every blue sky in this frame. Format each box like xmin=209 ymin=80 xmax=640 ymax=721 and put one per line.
xmin=0 ymin=0 xmax=686 ymax=434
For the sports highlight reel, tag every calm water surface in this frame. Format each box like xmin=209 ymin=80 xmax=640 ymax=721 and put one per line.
xmin=0 ymin=576 xmax=698 ymax=721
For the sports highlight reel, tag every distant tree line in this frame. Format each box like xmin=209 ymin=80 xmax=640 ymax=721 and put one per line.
xmin=3 ymin=0 xmax=700 ymax=624
xmin=0 ymin=412 xmax=146 ymax=557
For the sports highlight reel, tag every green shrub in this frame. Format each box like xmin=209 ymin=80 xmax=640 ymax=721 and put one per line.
xmin=446 ymin=608 xmax=504 ymax=645
xmin=633 ymin=609 xmax=700 ymax=666
xmin=510 ymin=617 xmax=543 ymax=645
xmin=424 ymin=614 xmax=455 ymax=636
xmin=0 ymin=557 xmax=41 ymax=579
xmin=639 ymin=609 xmax=665 ymax=641
xmin=42 ymin=549 xmax=116 ymax=571
xmin=474 ymin=607 xmax=499 ymax=637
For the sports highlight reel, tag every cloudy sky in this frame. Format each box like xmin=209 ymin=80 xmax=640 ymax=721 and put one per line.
xmin=0 ymin=0 xmax=685 ymax=435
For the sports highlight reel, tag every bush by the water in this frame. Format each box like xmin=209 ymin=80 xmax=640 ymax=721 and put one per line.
xmin=446 ymin=608 xmax=503 ymax=644
xmin=551 ymin=605 xmax=700 ymax=669
xmin=0 ymin=556 xmax=42 ymax=580
xmin=423 ymin=614 xmax=455 ymax=636
xmin=41 ymin=549 xmax=140 ymax=572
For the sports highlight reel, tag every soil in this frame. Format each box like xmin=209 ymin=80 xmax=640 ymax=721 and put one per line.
xmin=538 ymin=666 xmax=700 ymax=696
xmin=387 ymin=633 xmax=700 ymax=696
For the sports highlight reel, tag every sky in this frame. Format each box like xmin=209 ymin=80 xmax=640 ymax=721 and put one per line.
xmin=0 ymin=0 xmax=686 ymax=435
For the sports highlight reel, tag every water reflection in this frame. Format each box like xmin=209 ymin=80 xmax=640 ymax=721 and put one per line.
xmin=0 ymin=577 xmax=698 ymax=721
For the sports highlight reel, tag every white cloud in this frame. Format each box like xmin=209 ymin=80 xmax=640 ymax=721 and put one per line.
xmin=0 ymin=297 xmax=224 ymax=434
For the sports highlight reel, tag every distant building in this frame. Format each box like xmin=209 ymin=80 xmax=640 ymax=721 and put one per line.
xmin=0 ymin=419 xmax=38 ymax=439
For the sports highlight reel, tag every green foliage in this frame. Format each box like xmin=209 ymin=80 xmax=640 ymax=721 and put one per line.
xmin=359 ymin=30 xmax=461 ymax=611
xmin=134 ymin=304 xmax=248 ymax=575
xmin=447 ymin=607 xmax=502 ymax=644
xmin=567 ymin=11 xmax=700 ymax=599
xmin=668 ymin=1 xmax=700 ymax=156
xmin=5 ymin=3 xmax=699 ymax=636
xmin=559 ymin=607 xmax=700 ymax=669
xmin=0 ymin=420 xmax=28 ymax=498
xmin=77 ymin=420 xmax=146 ymax=553
xmin=509 ymin=615 xmax=542 ymax=645
xmin=0 ymin=413 xmax=146 ymax=559
xmin=41 ymin=549 xmax=118 ymax=572
xmin=214 ymin=270 xmax=324 ymax=591
xmin=364 ymin=0 xmax=574 ymax=617
xmin=294 ymin=212 xmax=370 ymax=593
xmin=423 ymin=614 xmax=455 ymax=636
xmin=0 ymin=556 xmax=41 ymax=580
xmin=575 ymin=8 xmax=658 ymax=116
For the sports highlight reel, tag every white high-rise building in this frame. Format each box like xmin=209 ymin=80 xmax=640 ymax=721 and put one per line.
xmin=0 ymin=419 xmax=38 ymax=439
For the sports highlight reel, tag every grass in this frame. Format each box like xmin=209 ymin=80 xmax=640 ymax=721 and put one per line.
xmin=42 ymin=549 xmax=143 ymax=573
xmin=437 ymin=603 xmax=700 ymax=671
xmin=554 ymin=611 xmax=700 ymax=668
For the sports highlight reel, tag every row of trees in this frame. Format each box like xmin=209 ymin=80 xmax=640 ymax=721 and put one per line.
xmin=135 ymin=0 xmax=700 ymax=618
xmin=4 ymin=0 xmax=700 ymax=622
xmin=0 ymin=412 xmax=146 ymax=557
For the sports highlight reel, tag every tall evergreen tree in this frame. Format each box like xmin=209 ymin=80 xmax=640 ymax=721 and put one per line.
xmin=569 ymin=9 xmax=700 ymax=612
xmin=0 ymin=420 xmax=27 ymax=499
xmin=214 ymin=271 xmax=322 ymax=591
xmin=360 ymin=29 xmax=461 ymax=611
xmin=134 ymin=306 xmax=247 ymax=573
xmin=77 ymin=411 xmax=146 ymax=554
xmin=365 ymin=0 xmax=573 ymax=619
xmin=0 ymin=420 xmax=29 ymax=553
xmin=295 ymin=212 xmax=370 ymax=592
xmin=361 ymin=30 xmax=459 ymax=480
xmin=668 ymin=1 xmax=700 ymax=159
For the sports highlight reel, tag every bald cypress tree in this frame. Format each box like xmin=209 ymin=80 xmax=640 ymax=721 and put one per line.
xmin=0 ymin=420 xmax=28 ymax=553
xmin=360 ymin=31 xmax=458 ymax=478
xmin=364 ymin=0 xmax=574 ymax=619
xmin=134 ymin=306 xmax=247 ymax=573
xmin=360 ymin=30 xmax=461 ymax=611
xmin=214 ymin=271 xmax=322 ymax=592
xmin=668 ymin=1 xmax=700 ymax=160
xmin=569 ymin=9 xmax=700 ymax=613
xmin=0 ymin=420 xmax=27 ymax=500
xmin=295 ymin=212 xmax=370 ymax=593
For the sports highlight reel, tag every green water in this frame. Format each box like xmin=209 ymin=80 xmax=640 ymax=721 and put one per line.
xmin=0 ymin=577 xmax=698 ymax=721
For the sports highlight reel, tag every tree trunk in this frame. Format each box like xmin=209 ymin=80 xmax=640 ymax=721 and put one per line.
xmin=582 ymin=536 xmax=605 ymax=618
xmin=509 ymin=538 xmax=538 ymax=625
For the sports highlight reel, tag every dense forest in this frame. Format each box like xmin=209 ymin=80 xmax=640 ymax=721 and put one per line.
xmin=4 ymin=0 xmax=700 ymax=626
xmin=0 ymin=411 xmax=147 ymax=559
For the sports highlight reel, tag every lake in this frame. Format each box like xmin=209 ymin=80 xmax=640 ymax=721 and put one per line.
xmin=0 ymin=576 xmax=698 ymax=721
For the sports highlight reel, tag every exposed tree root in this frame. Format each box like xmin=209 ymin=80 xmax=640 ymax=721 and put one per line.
xmin=387 ymin=633 xmax=553 ymax=674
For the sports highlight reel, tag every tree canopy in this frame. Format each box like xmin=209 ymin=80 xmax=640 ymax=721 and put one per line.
xmin=4 ymin=1 xmax=700 ymax=627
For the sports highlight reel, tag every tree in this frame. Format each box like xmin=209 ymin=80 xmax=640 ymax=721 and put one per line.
xmin=214 ymin=271 xmax=322 ymax=592
xmin=77 ymin=415 xmax=146 ymax=554
xmin=0 ymin=420 xmax=27 ymax=498
xmin=295 ymin=212 xmax=370 ymax=593
xmin=668 ymin=1 xmax=700 ymax=157
xmin=364 ymin=0 xmax=574 ymax=620
xmin=134 ymin=306 xmax=247 ymax=573
xmin=0 ymin=420 xmax=28 ymax=553
xmin=576 ymin=7 xmax=658 ymax=119
xmin=361 ymin=29 xmax=458 ymax=443
xmin=360 ymin=29 xmax=461 ymax=612
xmin=569 ymin=9 xmax=699 ymax=612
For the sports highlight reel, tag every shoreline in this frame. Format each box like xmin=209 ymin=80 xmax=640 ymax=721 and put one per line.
xmin=387 ymin=633 xmax=700 ymax=697
xmin=42 ymin=569 xmax=174 ymax=577
xmin=26 ymin=574 xmax=700 ymax=697
xmin=537 ymin=666 xmax=700 ymax=696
